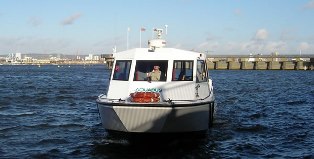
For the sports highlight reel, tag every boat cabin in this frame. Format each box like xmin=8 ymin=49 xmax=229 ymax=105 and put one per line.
xmin=107 ymin=48 xmax=211 ymax=103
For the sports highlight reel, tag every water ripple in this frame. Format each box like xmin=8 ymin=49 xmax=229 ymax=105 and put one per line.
xmin=0 ymin=67 xmax=313 ymax=158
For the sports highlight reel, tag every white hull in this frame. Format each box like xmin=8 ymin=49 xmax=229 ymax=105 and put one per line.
xmin=97 ymin=101 xmax=215 ymax=133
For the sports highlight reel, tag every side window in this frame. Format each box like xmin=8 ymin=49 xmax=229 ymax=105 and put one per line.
xmin=133 ymin=60 xmax=168 ymax=82
xmin=172 ymin=60 xmax=193 ymax=81
xmin=196 ymin=60 xmax=207 ymax=82
xmin=112 ymin=60 xmax=132 ymax=81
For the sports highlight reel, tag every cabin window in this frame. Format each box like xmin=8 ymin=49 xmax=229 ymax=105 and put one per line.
xmin=172 ymin=60 xmax=194 ymax=81
xmin=133 ymin=60 xmax=168 ymax=82
xmin=112 ymin=60 xmax=132 ymax=81
xmin=196 ymin=60 xmax=207 ymax=82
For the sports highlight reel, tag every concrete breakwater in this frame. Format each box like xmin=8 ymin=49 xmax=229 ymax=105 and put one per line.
xmin=206 ymin=54 xmax=314 ymax=70
xmin=207 ymin=61 xmax=314 ymax=70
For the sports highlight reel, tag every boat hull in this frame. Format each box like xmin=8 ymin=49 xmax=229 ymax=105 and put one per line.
xmin=96 ymin=101 xmax=215 ymax=133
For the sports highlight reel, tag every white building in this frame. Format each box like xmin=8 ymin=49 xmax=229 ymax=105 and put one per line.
xmin=93 ymin=55 xmax=100 ymax=61
xmin=85 ymin=54 xmax=93 ymax=60
xmin=84 ymin=54 xmax=100 ymax=61
xmin=15 ymin=53 xmax=22 ymax=60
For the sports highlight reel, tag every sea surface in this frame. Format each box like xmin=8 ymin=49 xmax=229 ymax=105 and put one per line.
xmin=0 ymin=65 xmax=313 ymax=158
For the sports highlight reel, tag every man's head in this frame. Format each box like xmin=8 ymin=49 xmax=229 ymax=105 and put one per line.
xmin=153 ymin=65 xmax=160 ymax=70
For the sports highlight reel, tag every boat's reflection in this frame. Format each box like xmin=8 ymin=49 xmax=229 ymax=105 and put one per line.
xmin=92 ymin=130 xmax=210 ymax=158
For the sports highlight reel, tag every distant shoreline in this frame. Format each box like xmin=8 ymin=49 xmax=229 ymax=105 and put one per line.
xmin=0 ymin=62 xmax=106 ymax=65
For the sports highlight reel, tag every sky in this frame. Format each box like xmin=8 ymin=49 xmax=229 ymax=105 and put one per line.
xmin=0 ymin=0 xmax=314 ymax=55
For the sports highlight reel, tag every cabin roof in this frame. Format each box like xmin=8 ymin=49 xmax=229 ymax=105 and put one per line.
xmin=113 ymin=48 xmax=206 ymax=60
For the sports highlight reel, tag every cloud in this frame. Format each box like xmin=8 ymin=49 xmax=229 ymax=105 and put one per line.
xmin=297 ymin=42 xmax=314 ymax=54
xmin=242 ymin=40 xmax=265 ymax=53
xmin=308 ymin=34 xmax=314 ymax=42
xmin=240 ymin=40 xmax=289 ymax=54
xmin=92 ymin=35 xmax=126 ymax=53
xmin=234 ymin=9 xmax=242 ymax=16
xmin=194 ymin=26 xmax=313 ymax=55
xmin=195 ymin=28 xmax=294 ymax=55
xmin=280 ymin=29 xmax=296 ymax=41
xmin=61 ymin=13 xmax=82 ymax=26
xmin=265 ymin=41 xmax=288 ymax=52
xmin=253 ymin=29 xmax=268 ymax=41
xmin=0 ymin=36 xmax=72 ymax=54
xmin=298 ymin=42 xmax=310 ymax=50
xmin=206 ymin=33 xmax=219 ymax=41
xmin=240 ymin=28 xmax=270 ymax=53
xmin=194 ymin=32 xmax=221 ymax=52
xmin=29 ymin=17 xmax=42 ymax=27
xmin=303 ymin=0 xmax=314 ymax=9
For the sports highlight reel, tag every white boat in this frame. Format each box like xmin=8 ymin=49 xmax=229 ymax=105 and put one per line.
xmin=96 ymin=28 xmax=215 ymax=133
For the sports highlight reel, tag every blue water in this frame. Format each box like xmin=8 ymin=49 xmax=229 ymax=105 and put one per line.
xmin=0 ymin=65 xmax=313 ymax=158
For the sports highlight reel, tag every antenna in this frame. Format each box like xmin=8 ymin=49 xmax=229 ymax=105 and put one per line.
xmin=112 ymin=46 xmax=117 ymax=53
xmin=148 ymin=27 xmax=167 ymax=51
xmin=165 ymin=25 xmax=168 ymax=35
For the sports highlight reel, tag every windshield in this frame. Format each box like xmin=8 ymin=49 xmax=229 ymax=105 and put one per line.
xmin=133 ymin=60 xmax=168 ymax=82
xmin=112 ymin=60 xmax=132 ymax=81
